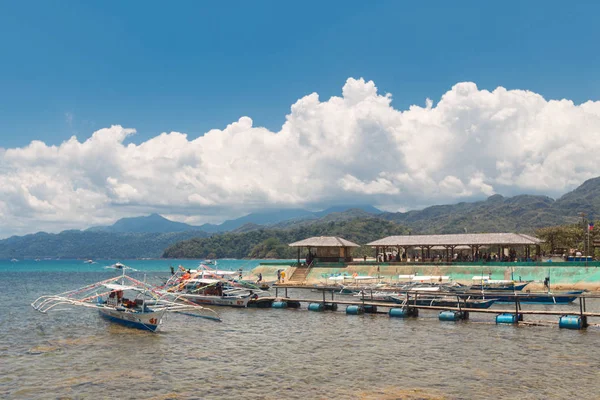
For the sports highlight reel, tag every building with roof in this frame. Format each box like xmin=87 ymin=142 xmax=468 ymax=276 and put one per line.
xmin=288 ymin=236 xmax=360 ymax=264
xmin=367 ymin=233 xmax=542 ymax=263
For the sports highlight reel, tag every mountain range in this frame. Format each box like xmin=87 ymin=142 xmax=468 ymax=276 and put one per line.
xmin=2 ymin=177 xmax=600 ymax=259
xmin=87 ymin=205 xmax=382 ymax=233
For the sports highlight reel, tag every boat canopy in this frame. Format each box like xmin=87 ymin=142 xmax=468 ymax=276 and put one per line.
xmin=103 ymin=283 xmax=139 ymax=291
xmin=186 ymin=278 xmax=222 ymax=284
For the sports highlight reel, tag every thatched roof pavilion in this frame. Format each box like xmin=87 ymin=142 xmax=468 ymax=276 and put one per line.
xmin=289 ymin=236 xmax=359 ymax=264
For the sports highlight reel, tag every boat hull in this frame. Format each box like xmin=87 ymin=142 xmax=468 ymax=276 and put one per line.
xmin=469 ymin=291 xmax=583 ymax=304
xmin=469 ymin=282 xmax=531 ymax=291
xmin=98 ymin=307 xmax=162 ymax=332
xmin=179 ymin=294 xmax=251 ymax=307
xmin=390 ymin=296 xmax=496 ymax=309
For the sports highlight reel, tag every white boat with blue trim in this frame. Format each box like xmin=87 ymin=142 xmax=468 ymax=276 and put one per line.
xmin=31 ymin=271 xmax=221 ymax=332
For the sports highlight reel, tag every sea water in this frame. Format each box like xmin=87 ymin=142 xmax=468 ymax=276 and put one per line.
xmin=1 ymin=259 xmax=600 ymax=399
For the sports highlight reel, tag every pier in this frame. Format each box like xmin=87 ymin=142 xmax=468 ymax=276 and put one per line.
xmin=248 ymin=285 xmax=600 ymax=329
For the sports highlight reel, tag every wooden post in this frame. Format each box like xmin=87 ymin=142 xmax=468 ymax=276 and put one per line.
xmin=515 ymin=296 xmax=520 ymax=324
xmin=323 ymin=290 xmax=326 ymax=304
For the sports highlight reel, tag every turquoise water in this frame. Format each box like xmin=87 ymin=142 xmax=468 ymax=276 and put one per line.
xmin=2 ymin=259 xmax=600 ymax=399
xmin=0 ymin=258 xmax=265 ymax=273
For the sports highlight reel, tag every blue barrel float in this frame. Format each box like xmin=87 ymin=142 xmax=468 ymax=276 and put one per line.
xmin=439 ymin=311 xmax=466 ymax=321
xmin=272 ymin=301 xmax=288 ymax=309
xmin=389 ymin=308 xmax=409 ymax=318
xmin=496 ymin=313 xmax=518 ymax=324
xmin=559 ymin=315 xmax=584 ymax=329
xmin=346 ymin=305 xmax=364 ymax=315
xmin=308 ymin=303 xmax=324 ymax=312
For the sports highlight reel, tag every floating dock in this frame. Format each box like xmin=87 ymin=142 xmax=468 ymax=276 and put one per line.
xmin=248 ymin=285 xmax=600 ymax=330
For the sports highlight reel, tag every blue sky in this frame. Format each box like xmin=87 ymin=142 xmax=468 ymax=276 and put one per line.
xmin=1 ymin=0 xmax=599 ymax=148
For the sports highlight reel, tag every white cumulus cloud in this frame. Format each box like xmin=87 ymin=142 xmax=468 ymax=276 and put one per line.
xmin=1 ymin=77 xmax=600 ymax=237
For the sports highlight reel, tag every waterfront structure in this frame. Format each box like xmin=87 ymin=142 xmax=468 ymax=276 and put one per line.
xmin=288 ymin=236 xmax=360 ymax=264
xmin=367 ymin=233 xmax=542 ymax=263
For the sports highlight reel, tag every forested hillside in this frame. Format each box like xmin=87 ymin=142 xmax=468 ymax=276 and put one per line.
xmin=162 ymin=218 xmax=408 ymax=258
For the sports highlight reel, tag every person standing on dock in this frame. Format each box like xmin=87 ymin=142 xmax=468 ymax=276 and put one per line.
xmin=257 ymin=272 xmax=263 ymax=283
xmin=543 ymin=276 xmax=550 ymax=291
xmin=280 ymin=270 xmax=286 ymax=283
xmin=277 ymin=269 xmax=281 ymax=283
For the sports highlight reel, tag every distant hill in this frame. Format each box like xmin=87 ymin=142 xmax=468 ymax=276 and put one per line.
xmin=553 ymin=176 xmax=600 ymax=219
xmin=314 ymin=205 xmax=382 ymax=217
xmin=375 ymin=177 xmax=600 ymax=234
xmin=162 ymin=178 xmax=600 ymax=259
xmin=88 ymin=213 xmax=198 ymax=233
xmin=378 ymin=194 xmax=567 ymax=234
xmin=162 ymin=217 xmax=407 ymax=259
xmin=0 ymin=205 xmax=383 ymax=259
xmin=197 ymin=205 xmax=381 ymax=232
xmin=270 ymin=208 xmax=379 ymax=230
xmin=197 ymin=208 xmax=316 ymax=232
xmin=0 ymin=230 xmax=209 ymax=259
xmin=86 ymin=205 xmax=383 ymax=235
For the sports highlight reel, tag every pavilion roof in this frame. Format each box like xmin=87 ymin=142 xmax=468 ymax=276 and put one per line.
xmin=367 ymin=233 xmax=542 ymax=247
xmin=288 ymin=236 xmax=360 ymax=248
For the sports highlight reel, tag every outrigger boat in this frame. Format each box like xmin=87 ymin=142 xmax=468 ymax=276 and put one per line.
xmin=159 ymin=266 xmax=263 ymax=308
xmin=389 ymin=294 xmax=496 ymax=309
xmin=31 ymin=272 xmax=221 ymax=332
xmin=353 ymin=289 xmax=496 ymax=309
xmin=468 ymin=290 xmax=583 ymax=304
xmin=469 ymin=276 xmax=531 ymax=291
xmin=165 ymin=278 xmax=256 ymax=307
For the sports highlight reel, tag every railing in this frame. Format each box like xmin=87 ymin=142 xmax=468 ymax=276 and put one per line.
xmin=347 ymin=260 xmax=600 ymax=267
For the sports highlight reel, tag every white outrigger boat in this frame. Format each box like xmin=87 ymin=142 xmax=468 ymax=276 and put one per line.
xmin=163 ymin=278 xmax=256 ymax=307
xmin=31 ymin=272 xmax=221 ymax=332
xmin=160 ymin=265 xmax=263 ymax=308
